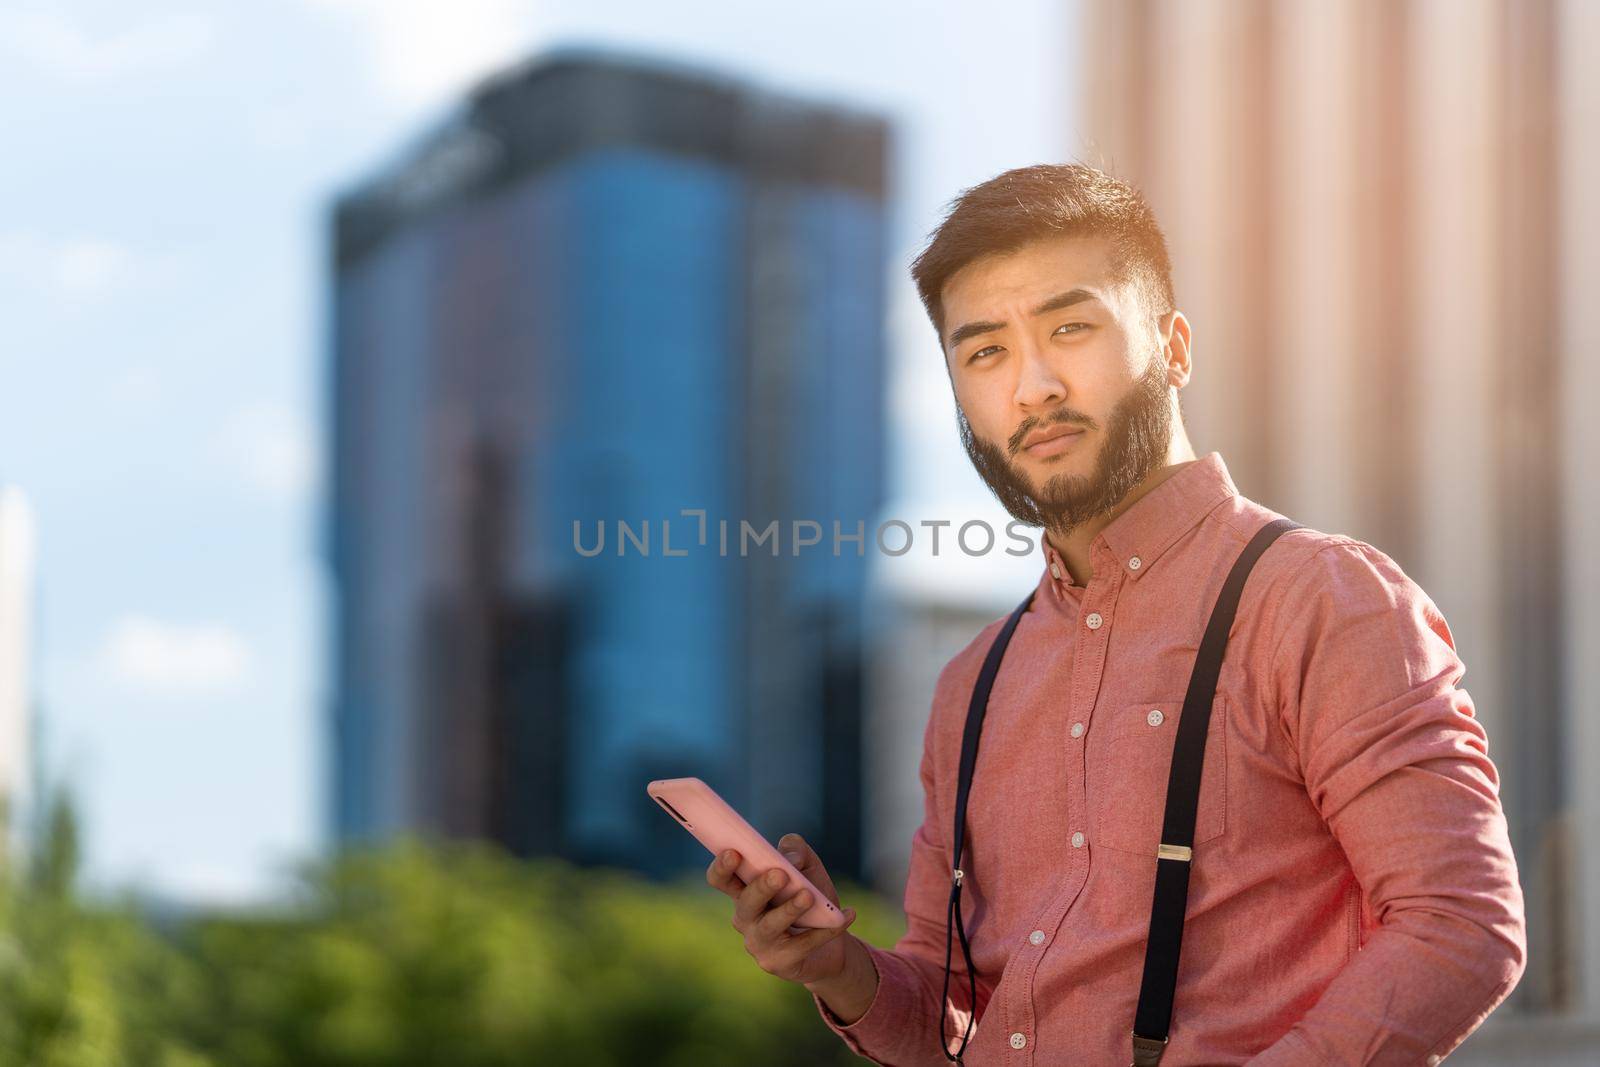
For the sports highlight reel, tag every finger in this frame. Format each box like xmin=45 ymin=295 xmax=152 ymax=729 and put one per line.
xmin=735 ymin=866 xmax=787 ymax=925
xmin=768 ymin=916 xmax=857 ymax=977
xmin=761 ymin=900 xmax=858 ymax=951
xmin=789 ymin=919 xmax=852 ymax=956
xmin=777 ymin=834 xmax=839 ymax=901
xmin=777 ymin=833 xmax=810 ymax=866
xmin=706 ymin=849 xmax=746 ymax=899
xmin=757 ymin=885 xmax=816 ymax=940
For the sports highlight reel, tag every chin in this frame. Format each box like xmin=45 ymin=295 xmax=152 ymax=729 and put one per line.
xmin=1022 ymin=449 xmax=1080 ymax=472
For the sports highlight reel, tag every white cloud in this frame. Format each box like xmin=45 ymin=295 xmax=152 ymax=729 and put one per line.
xmin=51 ymin=239 xmax=131 ymax=294
xmin=0 ymin=233 xmax=136 ymax=298
xmin=305 ymin=0 xmax=539 ymax=107
xmin=139 ymin=859 xmax=281 ymax=908
xmin=0 ymin=7 xmax=215 ymax=82
xmin=217 ymin=403 xmax=319 ymax=503
xmin=100 ymin=615 xmax=251 ymax=695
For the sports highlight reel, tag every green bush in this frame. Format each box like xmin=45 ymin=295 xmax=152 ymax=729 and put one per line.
xmin=0 ymin=797 xmax=902 ymax=1067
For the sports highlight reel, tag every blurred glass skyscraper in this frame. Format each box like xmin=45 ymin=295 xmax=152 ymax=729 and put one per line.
xmin=325 ymin=50 xmax=889 ymax=880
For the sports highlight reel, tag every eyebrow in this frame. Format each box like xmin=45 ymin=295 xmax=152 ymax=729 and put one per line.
xmin=946 ymin=287 xmax=1101 ymax=349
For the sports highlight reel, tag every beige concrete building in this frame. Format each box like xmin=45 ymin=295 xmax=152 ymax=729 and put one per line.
xmin=1077 ymin=0 xmax=1600 ymax=1059
xmin=0 ymin=486 xmax=35 ymax=841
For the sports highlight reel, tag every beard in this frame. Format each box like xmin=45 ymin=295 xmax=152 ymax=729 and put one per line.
xmin=957 ymin=354 xmax=1175 ymax=539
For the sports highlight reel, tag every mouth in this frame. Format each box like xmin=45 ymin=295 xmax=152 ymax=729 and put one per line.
xmin=1022 ymin=426 xmax=1086 ymax=458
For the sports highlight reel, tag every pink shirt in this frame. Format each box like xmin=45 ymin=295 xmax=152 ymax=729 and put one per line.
xmin=813 ymin=452 xmax=1525 ymax=1065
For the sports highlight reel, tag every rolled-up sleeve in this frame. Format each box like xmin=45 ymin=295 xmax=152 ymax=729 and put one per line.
xmin=812 ymin=656 xmax=997 ymax=1065
xmin=1245 ymin=542 xmax=1527 ymax=1065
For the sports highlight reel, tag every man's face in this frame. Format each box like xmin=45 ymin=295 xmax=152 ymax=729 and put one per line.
xmin=940 ymin=233 xmax=1177 ymax=538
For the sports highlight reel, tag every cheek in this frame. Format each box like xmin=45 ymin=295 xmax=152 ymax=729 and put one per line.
xmin=1073 ymin=343 xmax=1140 ymax=407
xmin=1108 ymin=331 xmax=1154 ymax=376
xmin=952 ymin=376 xmax=1002 ymax=429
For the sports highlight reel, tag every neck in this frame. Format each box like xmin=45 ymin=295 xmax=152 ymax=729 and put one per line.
xmin=1044 ymin=437 xmax=1199 ymax=585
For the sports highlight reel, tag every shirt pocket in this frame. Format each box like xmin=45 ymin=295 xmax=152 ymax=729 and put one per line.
xmin=1094 ymin=695 xmax=1228 ymax=856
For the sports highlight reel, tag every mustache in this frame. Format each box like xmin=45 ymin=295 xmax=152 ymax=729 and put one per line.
xmin=1008 ymin=410 xmax=1096 ymax=455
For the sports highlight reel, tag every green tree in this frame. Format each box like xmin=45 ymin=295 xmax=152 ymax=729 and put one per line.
xmin=0 ymin=787 xmax=213 ymax=1067
xmin=1 ymin=798 xmax=902 ymax=1066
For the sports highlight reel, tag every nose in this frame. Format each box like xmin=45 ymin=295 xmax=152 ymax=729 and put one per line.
xmin=1012 ymin=334 xmax=1065 ymax=410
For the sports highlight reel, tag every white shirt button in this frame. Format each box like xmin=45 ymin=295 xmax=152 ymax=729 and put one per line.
xmin=1070 ymin=721 xmax=1084 ymax=738
xmin=1071 ymin=831 xmax=1085 ymax=848
xmin=1128 ymin=555 xmax=1142 ymax=571
xmin=1049 ymin=562 xmax=1062 ymax=580
xmin=1147 ymin=709 xmax=1164 ymax=726
xmin=1010 ymin=1032 xmax=1027 ymax=1049
xmin=1085 ymin=611 xmax=1103 ymax=629
xmin=1029 ymin=929 xmax=1045 ymax=945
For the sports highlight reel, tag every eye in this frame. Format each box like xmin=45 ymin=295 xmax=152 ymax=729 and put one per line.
xmin=967 ymin=345 xmax=1002 ymax=365
xmin=1054 ymin=322 xmax=1090 ymax=336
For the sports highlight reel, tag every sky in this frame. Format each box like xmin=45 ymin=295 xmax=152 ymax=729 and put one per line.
xmin=0 ymin=0 xmax=1077 ymax=904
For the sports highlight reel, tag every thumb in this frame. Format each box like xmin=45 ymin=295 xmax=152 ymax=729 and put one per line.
xmin=779 ymin=834 xmax=841 ymax=904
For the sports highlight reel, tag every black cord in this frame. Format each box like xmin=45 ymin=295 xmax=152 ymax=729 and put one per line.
xmin=941 ymin=875 xmax=976 ymax=1063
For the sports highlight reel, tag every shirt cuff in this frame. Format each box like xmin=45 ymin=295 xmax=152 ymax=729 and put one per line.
xmin=811 ymin=942 xmax=940 ymax=1063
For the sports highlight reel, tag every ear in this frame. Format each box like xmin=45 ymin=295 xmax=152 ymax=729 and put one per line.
xmin=1157 ymin=310 xmax=1193 ymax=388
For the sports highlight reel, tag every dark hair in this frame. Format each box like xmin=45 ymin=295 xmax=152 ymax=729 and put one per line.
xmin=910 ymin=163 xmax=1176 ymax=344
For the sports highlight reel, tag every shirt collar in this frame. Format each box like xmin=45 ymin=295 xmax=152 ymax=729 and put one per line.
xmin=1040 ymin=451 xmax=1238 ymax=598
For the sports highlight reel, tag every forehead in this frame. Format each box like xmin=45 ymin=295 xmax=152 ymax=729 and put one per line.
xmin=941 ymin=233 xmax=1122 ymax=321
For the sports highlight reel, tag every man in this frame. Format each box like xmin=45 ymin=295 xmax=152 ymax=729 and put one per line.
xmin=707 ymin=163 xmax=1526 ymax=1064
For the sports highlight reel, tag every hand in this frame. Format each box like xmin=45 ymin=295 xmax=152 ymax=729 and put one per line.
xmin=706 ymin=832 xmax=859 ymax=986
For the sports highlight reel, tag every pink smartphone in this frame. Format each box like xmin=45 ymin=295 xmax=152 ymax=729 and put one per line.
xmin=647 ymin=776 xmax=847 ymax=930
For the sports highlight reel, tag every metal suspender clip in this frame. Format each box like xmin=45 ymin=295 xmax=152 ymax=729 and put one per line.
xmin=1156 ymin=843 xmax=1191 ymax=862
xmin=952 ymin=867 xmax=963 ymax=886
xmin=1130 ymin=1029 xmax=1169 ymax=1066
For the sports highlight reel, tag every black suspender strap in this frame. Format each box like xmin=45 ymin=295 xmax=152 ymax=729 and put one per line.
xmin=940 ymin=516 xmax=1301 ymax=1067
xmin=942 ymin=588 xmax=1035 ymax=1064
xmin=1130 ymin=516 xmax=1301 ymax=1066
